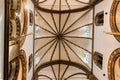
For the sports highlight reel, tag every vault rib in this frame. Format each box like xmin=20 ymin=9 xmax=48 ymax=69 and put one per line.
xmin=65 ymin=72 xmax=88 ymax=80
xmin=51 ymin=0 xmax=56 ymax=10
xmin=36 ymin=10 xmax=57 ymax=34
xmin=61 ymin=40 xmax=71 ymax=61
xmin=61 ymin=0 xmax=71 ymax=33
xmin=63 ymin=39 xmax=90 ymax=68
xmin=51 ymin=13 xmax=59 ymax=33
xmin=35 ymin=38 xmax=56 ymax=54
xmin=75 ymin=0 xmax=89 ymax=4
xmin=61 ymin=13 xmax=71 ymax=34
xmin=35 ymin=36 xmax=55 ymax=40
xmin=62 ymin=9 xmax=92 ymax=34
xmin=60 ymin=65 xmax=69 ymax=80
xmin=58 ymin=0 xmax=62 ymax=75
xmin=36 ymin=40 xmax=57 ymax=66
xmin=51 ymin=0 xmax=59 ymax=33
xmin=59 ymin=0 xmax=61 ymax=33
xmin=51 ymin=65 xmax=57 ymax=80
xmin=50 ymin=41 xmax=59 ymax=61
xmin=34 ymin=0 xmax=94 ymax=79
xmin=63 ymin=23 xmax=92 ymax=35
xmin=50 ymin=40 xmax=58 ymax=80
xmin=63 ymin=38 xmax=91 ymax=54
xmin=64 ymin=36 xmax=92 ymax=40
xmin=58 ymin=41 xmax=61 ymax=80
xmin=38 ymin=75 xmax=52 ymax=80
xmin=35 ymin=24 xmax=56 ymax=35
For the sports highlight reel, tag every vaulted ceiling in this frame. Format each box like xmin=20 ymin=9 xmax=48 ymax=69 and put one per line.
xmin=32 ymin=0 xmax=101 ymax=80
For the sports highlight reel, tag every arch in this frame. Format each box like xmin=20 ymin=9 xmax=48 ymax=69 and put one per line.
xmin=108 ymin=48 xmax=120 ymax=80
xmin=33 ymin=0 xmax=102 ymax=14
xmin=19 ymin=49 xmax=27 ymax=80
xmin=110 ymin=0 xmax=120 ymax=42
xmin=38 ymin=75 xmax=52 ymax=80
xmin=8 ymin=57 xmax=20 ymax=80
xmin=36 ymin=5 xmax=91 ymax=14
xmin=34 ymin=60 xmax=90 ymax=76
xmin=65 ymin=73 xmax=88 ymax=80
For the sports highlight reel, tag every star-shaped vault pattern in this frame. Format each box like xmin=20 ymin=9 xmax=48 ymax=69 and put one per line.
xmin=34 ymin=0 xmax=94 ymax=79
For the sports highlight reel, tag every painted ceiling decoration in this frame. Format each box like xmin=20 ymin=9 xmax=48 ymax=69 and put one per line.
xmin=32 ymin=0 xmax=103 ymax=80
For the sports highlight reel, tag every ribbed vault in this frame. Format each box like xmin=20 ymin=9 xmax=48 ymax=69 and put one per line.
xmin=33 ymin=0 xmax=98 ymax=80
xmin=33 ymin=0 xmax=101 ymax=13
xmin=34 ymin=60 xmax=91 ymax=80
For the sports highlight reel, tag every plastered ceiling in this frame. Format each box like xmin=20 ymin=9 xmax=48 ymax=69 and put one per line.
xmin=33 ymin=0 xmax=96 ymax=80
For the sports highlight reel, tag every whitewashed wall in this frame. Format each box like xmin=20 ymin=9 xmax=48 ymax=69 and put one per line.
xmin=21 ymin=0 xmax=34 ymax=80
xmin=0 ymin=0 xmax=4 ymax=80
xmin=93 ymin=0 xmax=120 ymax=80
